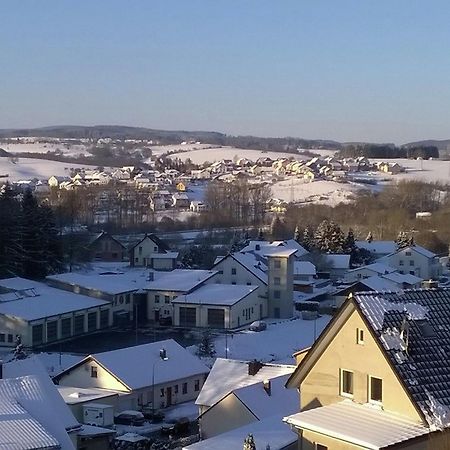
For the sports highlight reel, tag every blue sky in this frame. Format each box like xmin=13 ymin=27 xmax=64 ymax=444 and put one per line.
xmin=1 ymin=1 xmax=449 ymax=143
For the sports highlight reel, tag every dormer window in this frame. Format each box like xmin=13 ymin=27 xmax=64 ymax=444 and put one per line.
xmin=356 ymin=328 xmax=364 ymax=345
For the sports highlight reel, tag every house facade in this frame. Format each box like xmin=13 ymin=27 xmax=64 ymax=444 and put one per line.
xmin=129 ymin=233 xmax=176 ymax=269
xmin=87 ymin=231 xmax=126 ymax=262
xmin=284 ymin=289 xmax=450 ymax=449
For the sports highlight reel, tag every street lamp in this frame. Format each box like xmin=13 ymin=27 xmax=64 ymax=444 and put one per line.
xmin=151 ymin=348 xmax=169 ymax=421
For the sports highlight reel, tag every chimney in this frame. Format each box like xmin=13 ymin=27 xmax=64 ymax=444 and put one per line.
xmin=248 ymin=359 xmax=263 ymax=376
xmin=263 ymin=379 xmax=271 ymax=396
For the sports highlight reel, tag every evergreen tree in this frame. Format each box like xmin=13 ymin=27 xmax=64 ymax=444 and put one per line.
xmin=314 ymin=219 xmax=345 ymax=254
xmin=257 ymin=228 xmax=265 ymax=241
xmin=395 ymin=231 xmax=412 ymax=250
xmin=196 ymin=330 xmax=216 ymax=357
xmin=243 ymin=434 xmax=256 ymax=450
xmin=302 ymin=225 xmax=315 ymax=251
xmin=270 ymin=216 xmax=285 ymax=240
xmin=294 ymin=225 xmax=301 ymax=243
xmin=344 ymin=229 xmax=358 ymax=266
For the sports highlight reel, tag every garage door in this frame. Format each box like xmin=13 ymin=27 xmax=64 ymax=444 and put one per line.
xmin=207 ymin=309 xmax=225 ymax=328
xmin=179 ymin=307 xmax=196 ymax=327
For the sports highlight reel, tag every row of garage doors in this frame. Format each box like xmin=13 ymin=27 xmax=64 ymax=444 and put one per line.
xmin=179 ymin=307 xmax=225 ymax=328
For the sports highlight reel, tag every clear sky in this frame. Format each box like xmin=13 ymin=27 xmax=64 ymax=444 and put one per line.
xmin=1 ymin=0 xmax=449 ymax=144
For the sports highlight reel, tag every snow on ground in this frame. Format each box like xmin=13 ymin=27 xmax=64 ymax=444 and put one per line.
xmin=371 ymin=158 xmax=450 ymax=184
xmin=167 ymin=146 xmax=306 ymax=164
xmin=1 ymin=141 xmax=92 ymax=157
xmin=0 ymin=157 xmax=103 ymax=181
xmin=205 ymin=316 xmax=331 ymax=364
xmin=272 ymin=178 xmax=357 ymax=206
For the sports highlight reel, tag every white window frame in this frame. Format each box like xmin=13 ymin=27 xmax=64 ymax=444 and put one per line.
xmin=340 ymin=368 xmax=354 ymax=398
xmin=368 ymin=375 xmax=383 ymax=404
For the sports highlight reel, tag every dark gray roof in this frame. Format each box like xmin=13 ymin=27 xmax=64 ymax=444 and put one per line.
xmin=354 ymin=289 xmax=450 ymax=429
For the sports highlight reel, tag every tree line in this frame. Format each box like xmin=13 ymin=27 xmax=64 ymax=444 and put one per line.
xmin=338 ymin=144 xmax=439 ymax=159
xmin=0 ymin=185 xmax=62 ymax=279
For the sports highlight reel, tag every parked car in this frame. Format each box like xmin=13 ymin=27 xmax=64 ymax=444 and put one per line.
xmin=159 ymin=316 xmax=172 ymax=326
xmin=249 ymin=320 xmax=267 ymax=332
xmin=114 ymin=410 xmax=145 ymax=426
xmin=160 ymin=417 xmax=190 ymax=436
xmin=141 ymin=406 xmax=165 ymax=422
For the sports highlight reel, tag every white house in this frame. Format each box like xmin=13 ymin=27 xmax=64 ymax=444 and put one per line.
xmin=55 ymin=339 xmax=210 ymax=412
xmin=172 ymin=284 xmax=263 ymax=329
xmin=129 ymin=233 xmax=177 ymax=270
xmin=379 ymin=245 xmax=442 ymax=279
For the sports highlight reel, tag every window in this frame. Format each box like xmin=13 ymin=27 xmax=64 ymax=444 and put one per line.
xmin=139 ymin=246 xmax=143 ymax=255
xmin=194 ymin=379 xmax=200 ymax=391
xmin=410 ymin=271 xmax=415 ymax=275
xmin=87 ymin=312 xmax=97 ymax=332
xmin=164 ymin=295 xmax=170 ymax=304
xmin=274 ymin=276 xmax=281 ymax=286
xmin=274 ymin=259 xmax=281 ymax=269
xmin=246 ymin=281 xmax=251 ymax=285
xmin=74 ymin=315 xmax=85 ymax=335
xmin=7 ymin=334 xmax=13 ymax=343
xmin=399 ymin=260 xmax=404 ymax=266
xmin=369 ymin=376 xmax=383 ymax=403
xmin=155 ymin=295 xmax=160 ymax=304
xmin=46 ymin=322 xmax=57 ymax=342
xmin=125 ymin=294 xmax=130 ymax=304
xmin=182 ymin=382 xmax=188 ymax=394
xmin=61 ymin=317 xmax=72 ymax=337
xmin=135 ymin=257 xmax=138 ymax=263
xmin=160 ymin=388 xmax=165 ymax=397
xmin=340 ymin=369 xmax=353 ymax=397
xmin=91 ymin=366 xmax=98 ymax=378
xmin=119 ymin=295 xmax=124 ymax=304
xmin=0 ymin=333 xmax=5 ymax=342
xmin=32 ymin=324 xmax=43 ymax=345
xmin=154 ymin=246 xmax=158 ymax=252
xmin=218 ymin=270 xmax=223 ymax=275
xmin=356 ymin=328 xmax=364 ymax=345
xmin=232 ymin=281 xmax=236 ymax=285
xmin=174 ymin=385 xmax=179 ymax=394
xmin=405 ymin=251 xmax=411 ymax=256
xmin=274 ymin=290 xmax=281 ymax=299
xmin=231 ymin=268 xmax=237 ymax=275
xmin=409 ymin=260 xmax=414 ymax=266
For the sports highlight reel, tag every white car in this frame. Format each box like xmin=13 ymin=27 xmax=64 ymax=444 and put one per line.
xmin=249 ymin=320 xmax=267 ymax=332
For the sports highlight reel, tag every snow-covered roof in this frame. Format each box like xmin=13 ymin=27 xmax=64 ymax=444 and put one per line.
xmin=196 ymin=358 xmax=295 ymax=408
xmin=58 ymin=386 xmax=122 ymax=405
xmin=145 ymin=269 xmax=218 ymax=293
xmin=151 ymin=251 xmax=179 ymax=259
xmin=0 ymin=357 xmax=79 ymax=449
xmin=184 ymin=415 xmax=296 ymax=450
xmin=294 ymin=261 xmax=316 ymax=276
xmin=230 ymin=253 xmax=268 ymax=284
xmin=63 ymin=339 xmax=209 ymax=390
xmin=358 ymin=275 xmax=399 ymax=292
xmin=172 ymin=284 xmax=259 ymax=306
xmin=46 ymin=270 xmax=150 ymax=295
xmin=284 ymin=400 xmax=429 ymax=449
xmin=0 ymin=277 xmax=110 ymax=321
xmin=347 ymin=262 xmax=396 ymax=276
xmin=355 ymin=240 xmax=397 ymax=255
xmin=263 ymin=248 xmax=297 ymax=258
xmin=233 ymin=374 xmax=298 ymax=420
xmin=383 ymin=271 xmax=423 ymax=285
xmin=241 ymin=239 xmax=308 ymax=258
xmin=391 ymin=245 xmax=437 ymax=259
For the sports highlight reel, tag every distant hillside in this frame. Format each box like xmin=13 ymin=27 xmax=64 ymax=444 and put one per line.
xmin=403 ymin=139 xmax=450 ymax=153
xmin=0 ymin=125 xmax=342 ymax=151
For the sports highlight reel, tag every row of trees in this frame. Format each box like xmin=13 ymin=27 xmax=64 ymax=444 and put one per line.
xmin=338 ymin=144 xmax=439 ymax=159
xmin=0 ymin=185 xmax=62 ymax=279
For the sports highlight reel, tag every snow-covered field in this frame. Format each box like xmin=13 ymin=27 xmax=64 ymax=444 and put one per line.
xmin=371 ymin=158 xmax=450 ymax=184
xmin=167 ymin=146 xmax=306 ymax=164
xmin=0 ymin=157 xmax=102 ymax=182
xmin=1 ymin=141 xmax=92 ymax=157
xmin=206 ymin=316 xmax=331 ymax=364
xmin=271 ymin=179 xmax=357 ymax=206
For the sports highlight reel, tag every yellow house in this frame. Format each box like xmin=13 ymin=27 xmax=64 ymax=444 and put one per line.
xmin=176 ymin=181 xmax=187 ymax=191
xmin=284 ymin=289 xmax=450 ymax=449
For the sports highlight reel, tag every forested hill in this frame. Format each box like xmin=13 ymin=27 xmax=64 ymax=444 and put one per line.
xmin=0 ymin=125 xmax=341 ymax=151
xmin=403 ymin=139 xmax=450 ymax=153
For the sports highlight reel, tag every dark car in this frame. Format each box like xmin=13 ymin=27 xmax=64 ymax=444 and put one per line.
xmin=160 ymin=417 xmax=190 ymax=436
xmin=141 ymin=407 xmax=165 ymax=423
xmin=114 ymin=410 xmax=145 ymax=426
xmin=159 ymin=316 xmax=172 ymax=326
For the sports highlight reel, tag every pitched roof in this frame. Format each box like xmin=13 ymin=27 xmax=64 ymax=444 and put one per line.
xmin=196 ymin=358 xmax=295 ymax=408
xmin=58 ymin=339 xmax=209 ymax=390
xmin=128 ymin=233 xmax=170 ymax=252
xmin=145 ymin=269 xmax=217 ymax=292
xmin=353 ymin=288 xmax=450 ymax=429
xmin=284 ymin=400 xmax=429 ymax=449
xmin=172 ymin=284 xmax=259 ymax=306
xmin=355 ymin=240 xmax=397 ymax=255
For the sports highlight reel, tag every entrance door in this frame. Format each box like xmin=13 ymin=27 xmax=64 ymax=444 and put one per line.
xmin=166 ymin=386 xmax=172 ymax=407
xmin=154 ymin=310 xmax=160 ymax=322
